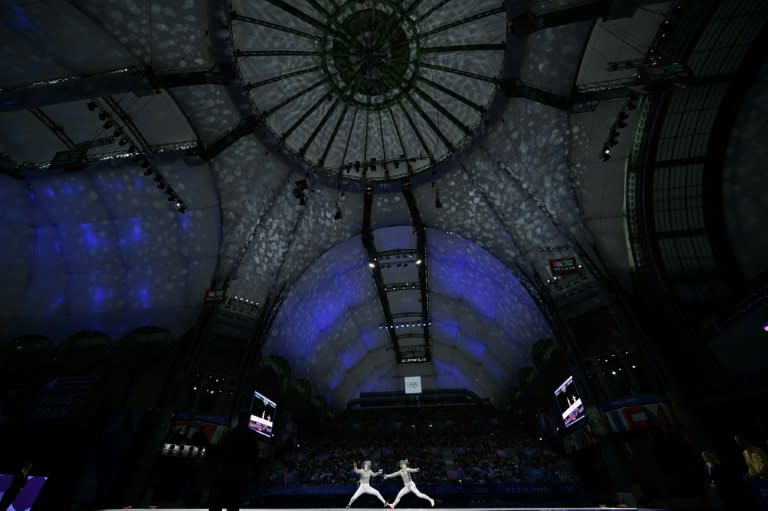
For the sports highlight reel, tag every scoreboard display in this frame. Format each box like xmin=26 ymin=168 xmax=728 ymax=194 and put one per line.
xmin=548 ymin=257 xmax=580 ymax=276
xmin=204 ymin=289 xmax=226 ymax=303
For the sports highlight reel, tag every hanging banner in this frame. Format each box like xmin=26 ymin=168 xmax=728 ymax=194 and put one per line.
xmin=603 ymin=402 xmax=676 ymax=433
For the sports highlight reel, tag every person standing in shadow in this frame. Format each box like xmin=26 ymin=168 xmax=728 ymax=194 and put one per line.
xmin=702 ymin=449 xmax=752 ymax=509
xmin=208 ymin=411 xmax=260 ymax=511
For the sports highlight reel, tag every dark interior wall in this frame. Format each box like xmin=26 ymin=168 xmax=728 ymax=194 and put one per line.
xmin=722 ymin=57 xmax=768 ymax=283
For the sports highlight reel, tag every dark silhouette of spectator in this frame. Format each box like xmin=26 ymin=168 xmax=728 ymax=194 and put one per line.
xmin=702 ymin=449 xmax=752 ymax=510
xmin=208 ymin=411 xmax=260 ymax=511
xmin=0 ymin=460 xmax=32 ymax=510
xmin=735 ymin=435 xmax=768 ymax=479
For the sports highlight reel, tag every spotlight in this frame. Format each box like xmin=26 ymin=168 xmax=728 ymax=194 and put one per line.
xmin=113 ymin=129 xmax=123 ymax=138
xmin=617 ymin=119 xmax=628 ymax=129
xmin=87 ymin=101 xmax=97 ymax=111
xmin=618 ymin=111 xmax=629 ymax=121
xmin=143 ymin=168 xmax=153 ymax=176
xmin=98 ymin=112 xmax=108 ymax=121
xmin=119 ymin=138 xmax=128 ymax=146
xmin=368 ymin=261 xmax=375 ymax=268
xmin=103 ymin=120 xmax=113 ymax=129
xmin=157 ymin=183 xmax=166 ymax=190
xmin=333 ymin=207 xmax=342 ymax=220
xmin=416 ymin=259 xmax=422 ymax=265
xmin=141 ymin=159 xmax=150 ymax=168
xmin=435 ymin=196 xmax=442 ymax=209
xmin=179 ymin=206 xmax=187 ymax=214
xmin=153 ymin=175 xmax=163 ymax=182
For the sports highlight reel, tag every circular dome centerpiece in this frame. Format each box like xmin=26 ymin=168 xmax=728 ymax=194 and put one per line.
xmin=232 ymin=0 xmax=507 ymax=181
xmin=322 ymin=2 xmax=420 ymax=107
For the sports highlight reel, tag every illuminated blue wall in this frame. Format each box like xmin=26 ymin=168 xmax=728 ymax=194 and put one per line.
xmin=0 ymin=157 xmax=221 ymax=342
xmin=263 ymin=227 xmax=553 ymax=408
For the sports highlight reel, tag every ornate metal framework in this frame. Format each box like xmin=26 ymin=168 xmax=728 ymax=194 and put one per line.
xmin=231 ymin=0 xmax=506 ymax=181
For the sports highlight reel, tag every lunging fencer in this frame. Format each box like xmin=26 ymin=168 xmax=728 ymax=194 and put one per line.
xmin=383 ymin=459 xmax=435 ymax=508
xmin=346 ymin=460 xmax=390 ymax=508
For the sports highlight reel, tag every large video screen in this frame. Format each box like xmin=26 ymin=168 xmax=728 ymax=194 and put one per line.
xmin=248 ymin=390 xmax=277 ymax=439
xmin=554 ymin=375 xmax=585 ymax=428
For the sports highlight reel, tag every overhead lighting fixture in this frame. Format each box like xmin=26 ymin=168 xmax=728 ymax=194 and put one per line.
xmin=416 ymin=259 xmax=422 ymax=265
xmin=368 ymin=261 xmax=375 ymax=268
xmin=87 ymin=101 xmax=97 ymax=111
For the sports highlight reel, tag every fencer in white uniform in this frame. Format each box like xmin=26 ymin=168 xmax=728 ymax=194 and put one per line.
xmin=346 ymin=460 xmax=390 ymax=508
xmin=383 ymin=459 xmax=435 ymax=508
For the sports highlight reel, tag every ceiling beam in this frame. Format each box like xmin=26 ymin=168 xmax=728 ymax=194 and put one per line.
xmin=0 ymin=66 xmax=237 ymax=112
xmin=102 ymin=96 xmax=152 ymax=154
xmin=509 ymin=0 xmax=612 ymax=37
xmin=362 ymin=186 xmax=402 ymax=362
xmin=420 ymin=5 xmax=506 ymax=39
xmin=501 ymin=79 xmax=571 ymax=111
xmin=401 ymin=179 xmax=432 ymax=362
xmin=28 ymin=107 xmax=76 ymax=150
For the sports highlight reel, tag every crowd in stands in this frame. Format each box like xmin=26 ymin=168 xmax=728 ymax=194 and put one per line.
xmin=263 ymin=405 xmax=580 ymax=488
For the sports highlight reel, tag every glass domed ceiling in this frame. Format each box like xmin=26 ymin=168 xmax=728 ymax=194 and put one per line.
xmin=232 ymin=0 xmax=506 ymax=181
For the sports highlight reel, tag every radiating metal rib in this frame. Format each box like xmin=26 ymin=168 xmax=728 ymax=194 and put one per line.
xmin=231 ymin=12 xmax=321 ymax=40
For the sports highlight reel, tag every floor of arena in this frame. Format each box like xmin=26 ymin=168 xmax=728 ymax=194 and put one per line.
xmin=100 ymin=507 xmax=666 ymax=510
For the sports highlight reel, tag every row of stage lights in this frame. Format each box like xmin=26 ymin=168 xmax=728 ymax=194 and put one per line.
xmin=86 ymin=100 xmax=187 ymax=213
xmin=599 ymin=3 xmax=688 ymax=161
xmin=592 ymin=351 xmax=638 ymax=375
xmin=369 ymin=258 xmax=422 ymax=268
xmin=342 ymin=154 xmax=424 ymax=174
xmin=600 ymin=92 xmax=638 ymax=161
xmin=379 ymin=322 xmax=432 ymax=329
xmin=385 ymin=282 xmax=420 ymax=291
xmin=230 ymin=295 xmax=260 ymax=307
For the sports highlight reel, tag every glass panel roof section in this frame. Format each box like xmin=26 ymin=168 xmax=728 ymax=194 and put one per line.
xmin=232 ymin=0 xmax=506 ymax=181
